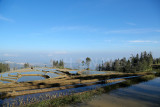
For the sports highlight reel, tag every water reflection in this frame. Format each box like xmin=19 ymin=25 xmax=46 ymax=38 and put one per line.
xmin=110 ymin=77 xmax=160 ymax=105
xmin=82 ymin=71 xmax=112 ymax=75
xmin=17 ymin=76 xmax=45 ymax=82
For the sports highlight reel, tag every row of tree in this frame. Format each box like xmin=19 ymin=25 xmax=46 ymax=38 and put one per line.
xmin=153 ymin=58 xmax=160 ymax=64
xmin=0 ymin=63 xmax=10 ymax=73
xmin=97 ymin=51 xmax=158 ymax=73
xmin=52 ymin=60 xmax=64 ymax=68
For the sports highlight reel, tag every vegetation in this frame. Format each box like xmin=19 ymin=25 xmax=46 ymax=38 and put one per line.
xmin=26 ymin=90 xmax=98 ymax=107
xmin=24 ymin=63 xmax=30 ymax=68
xmin=0 ymin=63 xmax=10 ymax=73
xmin=81 ymin=57 xmax=91 ymax=70
xmin=153 ymin=57 xmax=160 ymax=64
xmin=97 ymin=51 xmax=158 ymax=73
xmin=52 ymin=60 xmax=64 ymax=69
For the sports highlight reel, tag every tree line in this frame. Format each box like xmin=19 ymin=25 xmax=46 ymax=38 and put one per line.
xmin=0 ymin=63 xmax=10 ymax=73
xmin=52 ymin=60 xmax=64 ymax=69
xmin=153 ymin=58 xmax=160 ymax=64
xmin=96 ymin=51 xmax=159 ymax=73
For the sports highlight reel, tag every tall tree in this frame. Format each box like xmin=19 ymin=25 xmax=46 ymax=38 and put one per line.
xmin=24 ymin=63 xmax=29 ymax=68
xmin=86 ymin=57 xmax=91 ymax=70
xmin=0 ymin=63 xmax=10 ymax=73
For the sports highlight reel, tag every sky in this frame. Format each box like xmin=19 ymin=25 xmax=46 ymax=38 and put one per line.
xmin=0 ymin=0 xmax=160 ymax=65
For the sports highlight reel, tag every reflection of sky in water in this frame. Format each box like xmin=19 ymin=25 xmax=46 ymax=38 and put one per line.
xmin=0 ymin=73 xmax=16 ymax=83
xmin=45 ymin=69 xmax=57 ymax=71
xmin=1 ymin=73 xmax=9 ymax=77
xmin=0 ymin=79 xmax=124 ymax=106
xmin=9 ymin=72 xmax=18 ymax=75
xmin=1 ymin=77 xmax=160 ymax=106
xmin=17 ymin=76 xmax=45 ymax=82
xmin=82 ymin=71 xmax=107 ymax=75
xmin=68 ymin=71 xmax=78 ymax=74
xmin=46 ymin=73 xmax=59 ymax=78
xmin=21 ymin=71 xmax=45 ymax=75
xmin=110 ymin=77 xmax=160 ymax=105
xmin=0 ymin=80 xmax=10 ymax=83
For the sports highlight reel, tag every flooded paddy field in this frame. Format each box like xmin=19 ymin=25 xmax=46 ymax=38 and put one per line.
xmin=0 ymin=68 xmax=62 ymax=83
xmin=0 ymin=68 xmax=159 ymax=107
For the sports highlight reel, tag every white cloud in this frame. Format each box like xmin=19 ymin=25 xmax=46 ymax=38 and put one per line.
xmin=4 ymin=60 xmax=24 ymax=65
xmin=3 ymin=54 xmax=18 ymax=57
xmin=0 ymin=15 xmax=14 ymax=22
xmin=4 ymin=61 xmax=15 ymax=64
xmin=16 ymin=62 xmax=25 ymax=65
xmin=128 ymin=40 xmax=158 ymax=43
xmin=105 ymin=28 xmax=160 ymax=34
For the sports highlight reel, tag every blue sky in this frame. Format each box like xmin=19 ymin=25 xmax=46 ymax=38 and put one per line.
xmin=0 ymin=0 xmax=160 ymax=64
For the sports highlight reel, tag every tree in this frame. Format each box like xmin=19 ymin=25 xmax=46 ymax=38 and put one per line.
xmin=52 ymin=60 xmax=64 ymax=68
xmin=0 ymin=63 xmax=10 ymax=73
xmin=113 ymin=59 xmax=120 ymax=71
xmin=105 ymin=62 xmax=110 ymax=71
xmin=86 ymin=57 xmax=91 ymax=70
xmin=24 ymin=63 xmax=29 ymax=68
xmin=81 ymin=60 xmax=85 ymax=66
xmin=81 ymin=60 xmax=85 ymax=69
xmin=96 ymin=51 xmax=155 ymax=73
xmin=59 ymin=60 xmax=64 ymax=68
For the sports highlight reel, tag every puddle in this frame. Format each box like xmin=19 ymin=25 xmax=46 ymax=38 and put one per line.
xmin=9 ymin=72 xmax=18 ymax=76
xmin=20 ymin=71 xmax=45 ymax=75
xmin=68 ymin=71 xmax=78 ymax=74
xmin=45 ymin=69 xmax=57 ymax=71
xmin=17 ymin=76 xmax=45 ymax=82
xmin=0 ymin=80 xmax=10 ymax=83
xmin=82 ymin=71 xmax=107 ymax=75
xmin=1 ymin=73 xmax=9 ymax=77
xmin=46 ymin=73 xmax=60 ymax=78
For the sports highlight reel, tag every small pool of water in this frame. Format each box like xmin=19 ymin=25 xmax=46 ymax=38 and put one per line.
xmin=17 ymin=76 xmax=45 ymax=82
xmin=20 ymin=71 xmax=45 ymax=75
xmin=0 ymin=80 xmax=10 ymax=83
xmin=68 ymin=71 xmax=78 ymax=74
xmin=1 ymin=73 xmax=9 ymax=77
xmin=82 ymin=71 xmax=107 ymax=75
xmin=9 ymin=72 xmax=18 ymax=75
xmin=46 ymin=73 xmax=60 ymax=78
xmin=45 ymin=69 xmax=57 ymax=71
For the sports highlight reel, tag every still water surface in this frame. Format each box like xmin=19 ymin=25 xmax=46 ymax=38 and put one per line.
xmin=75 ymin=77 xmax=160 ymax=107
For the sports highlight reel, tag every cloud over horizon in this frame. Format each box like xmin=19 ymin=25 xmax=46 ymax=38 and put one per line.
xmin=128 ymin=40 xmax=158 ymax=43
